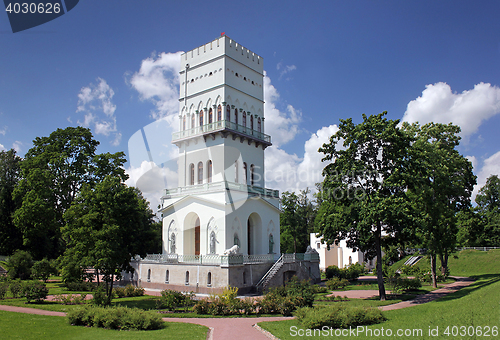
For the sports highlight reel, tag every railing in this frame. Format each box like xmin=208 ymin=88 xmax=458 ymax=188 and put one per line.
xmin=457 ymin=247 xmax=500 ymax=251
xmin=172 ymin=119 xmax=271 ymax=143
xmin=143 ymin=253 xmax=275 ymax=266
xmin=164 ymin=180 xmax=279 ymax=199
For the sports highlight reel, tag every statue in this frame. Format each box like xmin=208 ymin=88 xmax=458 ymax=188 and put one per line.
xmin=223 ymin=244 xmax=240 ymax=255
xmin=210 ymin=231 xmax=216 ymax=254
xmin=268 ymin=234 xmax=274 ymax=254
xmin=170 ymin=233 xmax=176 ymax=254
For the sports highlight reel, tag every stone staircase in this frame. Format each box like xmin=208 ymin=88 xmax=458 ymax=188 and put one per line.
xmin=255 ymin=254 xmax=284 ymax=292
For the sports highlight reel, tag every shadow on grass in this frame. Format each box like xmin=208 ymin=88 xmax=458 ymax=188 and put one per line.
xmin=434 ymin=274 xmax=500 ymax=304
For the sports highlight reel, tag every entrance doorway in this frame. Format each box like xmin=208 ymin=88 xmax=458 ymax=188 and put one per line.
xmin=195 ymin=218 xmax=200 ymax=255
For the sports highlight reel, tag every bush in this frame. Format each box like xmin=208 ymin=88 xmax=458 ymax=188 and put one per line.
xmin=6 ymin=250 xmax=33 ymax=280
xmin=22 ymin=280 xmax=48 ymax=303
xmin=325 ymin=263 xmax=365 ymax=281
xmin=391 ymin=278 xmax=422 ymax=294
xmin=0 ymin=282 xmax=8 ymax=299
xmin=65 ymin=281 xmax=96 ymax=292
xmin=67 ymin=305 xmax=163 ymax=330
xmin=156 ymin=289 xmax=193 ymax=311
xmin=9 ymin=279 xmax=23 ymax=298
xmin=295 ymin=305 xmax=386 ymax=329
xmin=114 ymin=284 xmax=144 ymax=298
xmin=53 ymin=293 xmax=87 ymax=305
xmin=31 ymin=258 xmax=56 ymax=282
xmin=91 ymin=285 xmax=109 ymax=306
xmin=325 ymin=265 xmax=341 ymax=279
xmin=326 ymin=277 xmax=349 ymax=290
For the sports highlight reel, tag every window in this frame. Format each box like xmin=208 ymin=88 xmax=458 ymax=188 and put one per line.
xmin=243 ymin=162 xmax=247 ymax=184
xmin=250 ymin=164 xmax=255 ymax=186
xmin=198 ymin=161 xmax=203 ymax=184
xmin=258 ymin=118 xmax=261 ymax=133
xmin=235 ymin=160 xmax=238 ymax=183
xmin=182 ymin=116 xmax=186 ymax=131
xmin=189 ymin=164 xmax=195 ymax=185
xmin=199 ymin=110 xmax=204 ymax=127
xmin=185 ymin=271 xmax=189 ymax=285
xmin=147 ymin=269 xmax=151 ymax=282
xmin=217 ymin=105 xmax=222 ymax=121
xmin=226 ymin=105 xmax=230 ymax=122
xmin=242 ymin=111 xmax=246 ymax=128
xmin=207 ymin=160 xmax=213 ymax=183
xmin=250 ymin=115 xmax=253 ymax=130
xmin=316 ymin=242 xmax=320 ymax=249
xmin=191 ymin=114 xmax=195 ymax=129
xmin=165 ymin=270 xmax=169 ymax=283
xmin=207 ymin=272 xmax=212 ymax=286
xmin=209 ymin=108 xmax=213 ymax=124
xmin=234 ymin=108 xmax=238 ymax=125
xmin=243 ymin=271 xmax=246 ymax=284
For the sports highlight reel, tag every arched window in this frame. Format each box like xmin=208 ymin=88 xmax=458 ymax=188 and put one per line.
xmin=199 ymin=110 xmax=204 ymax=127
xmin=250 ymin=115 xmax=254 ymax=130
xmin=207 ymin=272 xmax=212 ymax=286
xmin=226 ymin=105 xmax=231 ymax=122
xmin=258 ymin=117 xmax=261 ymax=133
xmin=208 ymin=108 xmax=213 ymax=124
xmin=217 ymin=105 xmax=222 ymax=121
xmin=242 ymin=111 xmax=246 ymax=128
xmin=207 ymin=160 xmax=212 ymax=183
xmin=185 ymin=271 xmax=189 ymax=285
xmin=234 ymin=108 xmax=238 ymax=125
xmin=250 ymin=164 xmax=255 ymax=186
xmin=191 ymin=114 xmax=195 ymax=129
xmin=189 ymin=163 xmax=195 ymax=185
xmin=243 ymin=162 xmax=248 ymax=184
xmin=147 ymin=269 xmax=151 ymax=282
xmin=234 ymin=160 xmax=238 ymax=183
xmin=165 ymin=270 xmax=169 ymax=283
xmin=198 ymin=161 xmax=203 ymax=184
xmin=182 ymin=116 xmax=186 ymax=131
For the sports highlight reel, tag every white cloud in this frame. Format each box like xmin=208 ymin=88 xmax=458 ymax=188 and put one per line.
xmin=129 ymin=51 xmax=182 ymax=120
xmin=263 ymin=73 xmax=302 ymax=147
xmin=277 ymin=61 xmax=297 ymax=80
xmin=472 ymin=151 xmax=500 ymax=201
xmin=0 ymin=144 xmax=5 ymax=151
xmin=0 ymin=126 xmax=6 ymax=136
xmin=12 ymin=141 xmax=22 ymax=153
xmin=402 ymin=82 xmax=500 ymax=138
xmin=265 ymin=124 xmax=339 ymax=195
xmin=76 ymin=78 xmax=120 ymax=145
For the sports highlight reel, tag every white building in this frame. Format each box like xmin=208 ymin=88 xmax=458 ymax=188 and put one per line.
xmin=128 ymin=36 xmax=319 ymax=294
xmin=310 ymin=233 xmax=376 ymax=271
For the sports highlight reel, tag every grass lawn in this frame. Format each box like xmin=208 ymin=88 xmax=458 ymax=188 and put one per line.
xmin=0 ymin=310 xmax=208 ymax=340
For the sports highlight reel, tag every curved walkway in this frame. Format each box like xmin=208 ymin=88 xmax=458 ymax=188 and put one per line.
xmin=0 ymin=276 xmax=474 ymax=340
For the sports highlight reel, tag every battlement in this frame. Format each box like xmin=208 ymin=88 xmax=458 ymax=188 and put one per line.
xmin=180 ymin=35 xmax=263 ymax=74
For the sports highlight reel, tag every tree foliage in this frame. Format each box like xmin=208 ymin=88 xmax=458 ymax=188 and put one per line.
xmin=0 ymin=149 xmax=23 ymax=255
xmin=13 ymin=127 xmax=127 ymax=260
xmin=316 ymin=112 xmax=413 ymax=300
xmin=280 ymin=189 xmax=316 ymax=253
xmin=62 ymin=175 xmax=156 ymax=304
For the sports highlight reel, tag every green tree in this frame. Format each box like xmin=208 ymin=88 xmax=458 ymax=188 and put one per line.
xmin=31 ymin=258 xmax=56 ymax=282
xmin=280 ymin=189 xmax=316 ymax=253
xmin=6 ymin=249 xmax=33 ymax=280
xmin=13 ymin=127 xmax=127 ymax=260
xmin=475 ymin=175 xmax=500 ymax=246
xmin=62 ymin=176 xmax=155 ymax=304
xmin=316 ymin=112 xmax=413 ymax=300
xmin=0 ymin=149 xmax=23 ymax=255
xmin=403 ymin=122 xmax=475 ymax=286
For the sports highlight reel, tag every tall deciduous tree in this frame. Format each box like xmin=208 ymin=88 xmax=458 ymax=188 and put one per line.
xmin=474 ymin=175 xmax=500 ymax=246
xmin=316 ymin=112 xmax=413 ymax=300
xmin=13 ymin=127 xmax=127 ymax=259
xmin=63 ymin=176 xmax=155 ymax=304
xmin=403 ymin=122 xmax=475 ymax=286
xmin=0 ymin=149 xmax=23 ymax=255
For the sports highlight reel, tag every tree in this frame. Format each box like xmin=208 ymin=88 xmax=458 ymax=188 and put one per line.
xmin=6 ymin=249 xmax=33 ymax=280
xmin=403 ymin=122 xmax=475 ymax=286
xmin=0 ymin=149 xmax=23 ymax=255
xmin=13 ymin=127 xmax=127 ymax=260
xmin=316 ymin=112 xmax=413 ymax=300
xmin=31 ymin=258 xmax=56 ymax=282
xmin=475 ymin=175 xmax=500 ymax=246
xmin=280 ymin=189 xmax=316 ymax=253
xmin=62 ymin=176 xmax=156 ymax=304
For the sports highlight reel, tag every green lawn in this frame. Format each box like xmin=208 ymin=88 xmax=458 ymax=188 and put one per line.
xmin=0 ymin=310 xmax=208 ymax=340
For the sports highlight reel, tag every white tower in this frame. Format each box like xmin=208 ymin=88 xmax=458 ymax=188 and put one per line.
xmin=160 ymin=35 xmax=280 ymax=259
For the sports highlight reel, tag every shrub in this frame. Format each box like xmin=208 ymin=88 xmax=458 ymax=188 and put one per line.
xmin=296 ymin=305 xmax=386 ymax=329
xmin=6 ymin=250 xmax=33 ymax=280
xmin=53 ymin=293 xmax=87 ymax=305
xmin=0 ymin=282 xmax=8 ymax=299
xmin=22 ymin=280 xmax=48 ymax=303
xmin=9 ymin=279 xmax=23 ymax=298
xmin=192 ymin=298 xmax=210 ymax=314
xmin=114 ymin=284 xmax=144 ymax=298
xmin=326 ymin=277 xmax=349 ymax=290
xmin=91 ymin=285 xmax=109 ymax=306
xmin=65 ymin=281 xmax=96 ymax=292
xmin=325 ymin=263 xmax=365 ymax=281
xmin=325 ymin=265 xmax=341 ymax=279
xmin=391 ymin=278 xmax=422 ymax=294
xmin=67 ymin=305 xmax=163 ymax=331
xmin=156 ymin=289 xmax=192 ymax=311
xmin=31 ymin=258 xmax=56 ymax=282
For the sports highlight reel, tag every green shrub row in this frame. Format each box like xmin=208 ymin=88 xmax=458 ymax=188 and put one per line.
xmin=390 ymin=277 xmax=422 ymax=294
xmin=155 ymin=289 xmax=194 ymax=311
xmin=64 ymin=281 xmax=96 ymax=292
xmin=53 ymin=293 xmax=87 ymax=305
xmin=326 ymin=277 xmax=350 ymax=290
xmin=295 ymin=305 xmax=386 ymax=329
xmin=325 ymin=263 xmax=365 ymax=281
xmin=67 ymin=305 xmax=163 ymax=330
xmin=0 ymin=279 xmax=48 ymax=302
xmin=114 ymin=284 xmax=144 ymax=298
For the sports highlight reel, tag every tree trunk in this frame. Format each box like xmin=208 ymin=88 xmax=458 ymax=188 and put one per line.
xmin=107 ymin=274 xmax=114 ymax=305
xmin=439 ymin=252 xmax=449 ymax=276
xmin=374 ymin=222 xmax=386 ymax=301
xmin=430 ymin=254 xmax=437 ymax=288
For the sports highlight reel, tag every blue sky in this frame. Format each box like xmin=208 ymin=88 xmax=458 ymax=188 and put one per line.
xmin=1 ymin=0 xmax=500 ymax=209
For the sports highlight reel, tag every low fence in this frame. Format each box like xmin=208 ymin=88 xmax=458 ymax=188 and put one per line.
xmin=142 ymin=253 xmax=276 ymax=266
